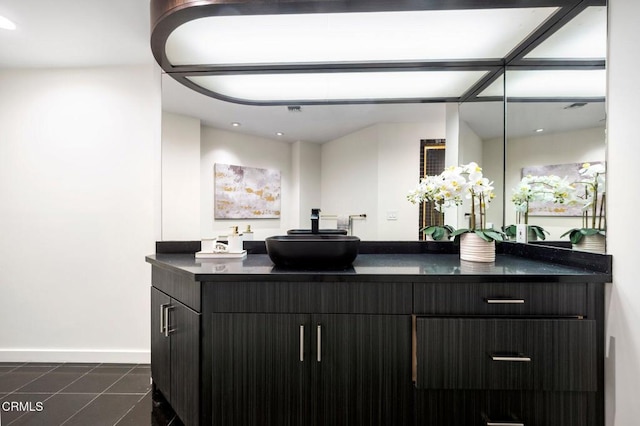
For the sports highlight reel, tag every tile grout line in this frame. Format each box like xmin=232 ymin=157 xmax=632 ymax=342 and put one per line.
xmin=6 ymin=363 xmax=108 ymax=426
xmin=3 ymin=363 xmax=149 ymax=426
xmin=58 ymin=364 xmax=138 ymax=426
xmin=5 ymin=364 xmax=64 ymax=426
xmin=0 ymin=363 xmax=27 ymax=377
xmin=112 ymin=389 xmax=151 ymax=425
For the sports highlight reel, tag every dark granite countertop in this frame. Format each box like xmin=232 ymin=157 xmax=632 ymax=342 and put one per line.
xmin=146 ymin=252 xmax=612 ymax=283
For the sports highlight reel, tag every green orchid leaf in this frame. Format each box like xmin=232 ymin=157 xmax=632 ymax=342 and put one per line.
xmin=503 ymin=225 xmax=516 ymax=237
xmin=570 ymin=231 xmax=584 ymax=244
xmin=451 ymin=228 xmax=471 ymax=237
xmin=484 ymin=230 xmax=504 ymax=242
xmin=432 ymin=227 xmax=445 ymax=240
xmin=421 ymin=226 xmax=437 ymax=236
xmin=560 ymin=228 xmax=579 ymax=238
xmin=531 ymin=227 xmax=546 ymax=240
xmin=474 ymin=230 xmax=492 ymax=242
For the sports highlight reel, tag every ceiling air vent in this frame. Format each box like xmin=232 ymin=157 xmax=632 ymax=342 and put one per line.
xmin=564 ymin=102 xmax=588 ymax=110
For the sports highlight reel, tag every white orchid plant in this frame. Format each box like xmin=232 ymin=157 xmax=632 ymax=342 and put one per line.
xmin=561 ymin=162 xmax=606 ymax=244
xmin=408 ymin=162 xmax=503 ymax=242
xmin=407 ymin=172 xmax=461 ymax=240
xmin=506 ymin=174 xmax=573 ymax=240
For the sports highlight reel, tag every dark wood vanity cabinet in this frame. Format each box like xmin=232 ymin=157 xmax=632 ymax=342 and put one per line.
xmin=147 ymin=255 xmax=606 ymax=426
xmin=413 ymin=281 xmax=603 ymax=426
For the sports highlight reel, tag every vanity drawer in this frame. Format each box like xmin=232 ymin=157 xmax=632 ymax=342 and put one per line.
xmin=416 ymin=390 xmax=597 ymax=426
xmin=416 ymin=318 xmax=597 ymax=391
xmin=413 ymin=282 xmax=587 ymax=316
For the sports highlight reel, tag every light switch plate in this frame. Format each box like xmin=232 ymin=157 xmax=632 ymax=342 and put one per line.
xmin=516 ymin=224 xmax=528 ymax=243
xmin=386 ymin=210 xmax=398 ymax=221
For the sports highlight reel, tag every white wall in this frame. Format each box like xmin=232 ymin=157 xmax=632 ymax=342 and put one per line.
xmin=292 ymin=141 xmax=322 ymax=229
xmin=606 ymin=0 xmax=640 ymax=424
xmin=321 ymin=107 xmax=446 ymax=240
xmin=162 ymin=112 xmax=201 ymax=240
xmin=482 ymin=136 xmax=505 ymax=229
xmin=321 ymin=125 xmax=380 ymax=238
xmin=499 ymin=127 xmax=605 ymax=240
xmin=0 ymin=65 xmax=161 ymax=363
xmin=200 ymin=126 xmax=294 ymax=239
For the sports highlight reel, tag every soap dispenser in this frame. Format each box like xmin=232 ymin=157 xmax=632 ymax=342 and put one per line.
xmin=243 ymin=225 xmax=254 ymax=241
xmin=228 ymin=226 xmax=243 ymax=253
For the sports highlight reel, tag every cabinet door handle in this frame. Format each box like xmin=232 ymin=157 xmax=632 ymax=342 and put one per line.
xmin=300 ymin=325 xmax=305 ymax=362
xmin=491 ymin=353 xmax=531 ymax=362
xmin=317 ymin=324 xmax=322 ymax=362
xmin=160 ymin=303 xmax=170 ymax=334
xmin=485 ymin=298 xmax=525 ymax=304
xmin=163 ymin=305 xmax=175 ymax=337
xmin=482 ymin=413 xmax=524 ymax=426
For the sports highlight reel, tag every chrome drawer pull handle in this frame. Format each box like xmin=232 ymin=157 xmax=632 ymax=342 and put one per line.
xmin=485 ymin=298 xmax=525 ymax=304
xmin=164 ymin=305 xmax=175 ymax=337
xmin=317 ymin=324 xmax=322 ymax=362
xmin=491 ymin=353 xmax=531 ymax=362
xmin=483 ymin=413 xmax=525 ymax=426
xmin=160 ymin=303 xmax=169 ymax=334
xmin=300 ymin=325 xmax=304 ymax=362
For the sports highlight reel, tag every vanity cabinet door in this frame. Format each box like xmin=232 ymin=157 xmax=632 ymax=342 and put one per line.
xmin=209 ymin=313 xmax=414 ymax=426
xmin=311 ymin=314 xmax=414 ymax=426
xmin=151 ymin=287 xmax=171 ymax=400
xmin=169 ymin=299 xmax=201 ymax=426
xmin=151 ymin=287 xmax=201 ymax=426
xmin=210 ymin=313 xmax=309 ymax=426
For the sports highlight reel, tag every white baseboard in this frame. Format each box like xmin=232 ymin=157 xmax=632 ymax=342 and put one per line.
xmin=0 ymin=349 xmax=150 ymax=364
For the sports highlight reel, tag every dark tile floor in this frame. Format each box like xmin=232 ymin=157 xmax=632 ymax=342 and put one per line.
xmin=0 ymin=363 xmax=181 ymax=426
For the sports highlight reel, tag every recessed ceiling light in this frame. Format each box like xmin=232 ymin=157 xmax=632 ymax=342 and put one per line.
xmin=535 ymin=128 xmax=544 ymax=133
xmin=0 ymin=15 xmax=16 ymax=30
xmin=231 ymin=122 xmax=241 ymax=127
xmin=276 ymin=132 xmax=284 ymax=136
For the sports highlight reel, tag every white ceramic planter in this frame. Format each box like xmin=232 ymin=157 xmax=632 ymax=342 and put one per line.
xmin=573 ymin=233 xmax=606 ymax=254
xmin=459 ymin=232 xmax=495 ymax=262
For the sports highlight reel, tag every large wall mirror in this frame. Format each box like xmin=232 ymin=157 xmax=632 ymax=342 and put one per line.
xmin=156 ymin=0 xmax=606 ymax=252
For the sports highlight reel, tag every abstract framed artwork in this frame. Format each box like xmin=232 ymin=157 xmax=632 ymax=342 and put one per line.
xmin=522 ymin=161 xmax=605 ymax=217
xmin=214 ymin=163 xmax=281 ymax=219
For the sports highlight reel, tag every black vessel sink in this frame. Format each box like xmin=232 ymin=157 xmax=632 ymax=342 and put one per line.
xmin=287 ymin=229 xmax=348 ymax=235
xmin=265 ymin=235 xmax=360 ymax=268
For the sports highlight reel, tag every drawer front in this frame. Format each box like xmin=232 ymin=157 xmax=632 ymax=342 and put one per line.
xmin=203 ymin=281 xmax=412 ymax=314
xmin=203 ymin=281 xmax=312 ymax=313
xmin=414 ymin=282 xmax=587 ymax=316
xmin=416 ymin=390 xmax=597 ymax=426
xmin=152 ymin=266 xmax=201 ymax=312
xmin=416 ymin=318 xmax=597 ymax=391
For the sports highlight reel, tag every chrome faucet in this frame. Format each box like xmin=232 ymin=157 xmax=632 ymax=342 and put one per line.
xmin=311 ymin=208 xmax=320 ymax=234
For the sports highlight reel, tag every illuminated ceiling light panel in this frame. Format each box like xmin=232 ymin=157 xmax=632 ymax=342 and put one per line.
xmin=166 ymin=8 xmax=557 ymax=65
xmin=525 ymin=7 xmax=606 ymax=59
xmin=188 ymin=71 xmax=488 ymax=102
xmin=502 ymin=69 xmax=606 ymax=98
xmin=0 ymin=15 xmax=16 ymax=30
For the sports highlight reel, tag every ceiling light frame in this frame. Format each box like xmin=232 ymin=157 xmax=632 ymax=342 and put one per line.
xmin=150 ymin=0 xmax=606 ymax=106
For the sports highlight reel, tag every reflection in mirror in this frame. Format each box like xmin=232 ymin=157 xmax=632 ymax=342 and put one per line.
xmin=161 ymin=74 xmax=451 ymax=241
xmin=504 ymin=74 xmax=606 ymax=248
xmin=458 ymin=100 xmax=505 ymax=233
xmin=157 ymin=2 xmax=605 ymax=247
